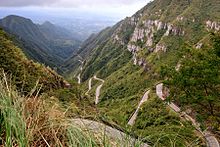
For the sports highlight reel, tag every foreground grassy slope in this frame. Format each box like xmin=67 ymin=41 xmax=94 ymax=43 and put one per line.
xmin=0 ymin=74 xmax=132 ymax=147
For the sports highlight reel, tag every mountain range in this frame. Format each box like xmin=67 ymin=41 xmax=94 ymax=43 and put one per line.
xmin=0 ymin=15 xmax=81 ymax=72
xmin=0 ymin=0 xmax=219 ymax=146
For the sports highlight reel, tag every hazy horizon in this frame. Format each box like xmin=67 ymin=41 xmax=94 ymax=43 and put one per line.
xmin=0 ymin=0 xmax=151 ymax=21
xmin=0 ymin=0 xmax=151 ymax=40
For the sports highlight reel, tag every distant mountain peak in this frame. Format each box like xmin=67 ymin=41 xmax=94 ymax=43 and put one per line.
xmin=2 ymin=15 xmax=33 ymax=23
xmin=42 ymin=21 xmax=54 ymax=27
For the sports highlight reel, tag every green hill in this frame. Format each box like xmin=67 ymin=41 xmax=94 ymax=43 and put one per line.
xmin=0 ymin=15 xmax=81 ymax=72
xmin=0 ymin=28 xmax=67 ymax=94
xmin=64 ymin=0 xmax=220 ymax=145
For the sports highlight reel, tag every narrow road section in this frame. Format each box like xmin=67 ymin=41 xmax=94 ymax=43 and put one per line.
xmin=94 ymin=75 xmax=104 ymax=105
xmin=156 ymin=83 xmax=220 ymax=147
xmin=94 ymin=75 xmax=105 ymax=83
xmin=85 ymin=78 xmax=93 ymax=95
xmin=95 ymin=84 xmax=103 ymax=104
xmin=128 ymin=90 xmax=150 ymax=126
xmin=77 ymin=74 xmax=81 ymax=84
xmin=72 ymin=118 xmax=149 ymax=147
xmin=156 ymin=83 xmax=180 ymax=112
xmin=204 ymin=131 xmax=220 ymax=147
xmin=77 ymin=59 xmax=84 ymax=84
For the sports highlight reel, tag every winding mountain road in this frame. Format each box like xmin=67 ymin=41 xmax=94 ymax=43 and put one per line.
xmin=156 ymin=83 xmax=220 ymax=147
xmin=85 ymin=78 xmax=93 ymax=95
xmin=204 ymin=131 xmax=220 ymax=147
xmin=94 ymin=76 xmax=104 ymax=105
xmin=94 ymin=75 xmax=105 ymax=83
xmin=72 ymin=118 xmax=148 ymax=147
xmin=95 ymin=84 xmax=103 ymax=104
xmin=77 ymin=74 xmax=81 ymax=84
xmin=77 ymin=59 xmax=84 ymax=84
xmin=84 ymin=75 xmax=105 ymax=104
xmin=128 ymin=90 xmax=150 ymax=126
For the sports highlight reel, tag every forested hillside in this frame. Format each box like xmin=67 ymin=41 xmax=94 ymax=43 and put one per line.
xmin=64 ymin=0 xmax=220 ymax=146
xmin=0 ymin=28 xmax=67 ymax=93
xmin=0 ymin=15 xmax=81 ymax=72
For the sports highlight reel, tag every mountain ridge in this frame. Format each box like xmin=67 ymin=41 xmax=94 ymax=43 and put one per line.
xmin=0 ymin=28 xmax=68 ymax=93
xmin=0 ymin=15 xmax=81 ymax=72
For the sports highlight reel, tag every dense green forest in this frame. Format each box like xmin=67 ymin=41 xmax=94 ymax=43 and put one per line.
xmin=162 ymin=33 xmax=220 ymax=131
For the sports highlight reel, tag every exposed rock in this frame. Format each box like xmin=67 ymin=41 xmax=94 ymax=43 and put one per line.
xmin=114 ymin=35 xmax=120 ymax=41
xmin=175 ymin=62 xmax=181 ymax=71
xmin=195 ymin=43 xmax=203 ymax=49
xmin=157 ymin=21 xmax=164 ymax=30
xmin=130 ymin=17 xmax=136 ymax=25
xmin=156 ymin=83 xmax=164 ymax=100
xmin=164 ymin=24 xmax=173 ymax=36
xmin=148 ymin=48 xmax=154 ymax=52
xmin=177 ymin=16 xmax=184 ymax=21
xmin=113 ymin=34 xmax=125 ymax=45
xmin=127 ymin=44 xmax=140 ymax=53
xmin=133 ymin=56 xmax=137 ymax=65
xmin=62 ymin=80 xmax=71 ymax=88
xmin=131 ymin=28 xmax=145 ymax=42
xmin=154 ymin=44 xmax=167 ymax=52
xmin=146 ymin=35 xmax=153 ymax=47
xmin=165 ymin=23 xmax=184 ymax=36
xmin=206 ymin=20 xmax=220 ymax=31
xmin=156 ymin=83 xmax=170 ymax=100
xmin=138 ymin=58 xmax=145 ymax=66
xmin=127 ymin=19 xmax=183 ymax=65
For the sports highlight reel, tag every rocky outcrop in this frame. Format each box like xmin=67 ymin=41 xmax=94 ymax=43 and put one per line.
xmin=113 ymin=34 xmax=125 ymax=46
xmin=177 ymin=16 xmax=184 ymax=21
xmin=195 ymin=42 xmax=203 ymax=49
xmin=131 ymin=28 xmax=145 ymax=42
xmin=126 ymin=19 xmax=184 ymax=66
xmin=156 ymin=83 xmax=170 ymax=100
xmin=175 ymin=62 xmax=181 ymax=71
xmin=206 ymin=20 xmax=220 ymax=31
xmin=155 ymin=44 xmax=167 ymax=53
xmin=164 ymin=23 xmax=185 ymax=36
xmin=127 ymin=44 xmax=140 ymax=53
xmin=72 ymin=118 xmax=149 ymax=146
xmin=129 ymin=16 xmax=139 ymax=26
xmin=113 ymin=16 xmax=140 ymax=45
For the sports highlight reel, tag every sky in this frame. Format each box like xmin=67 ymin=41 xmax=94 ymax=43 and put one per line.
xmin=0 ymin=0 xmax=151 ymax=19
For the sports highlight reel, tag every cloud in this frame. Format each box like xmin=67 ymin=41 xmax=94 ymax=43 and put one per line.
xmin=0 ymin=0 xmax=148 ymax=7
xmin=0 ymin=0 xmax=58 ymax=7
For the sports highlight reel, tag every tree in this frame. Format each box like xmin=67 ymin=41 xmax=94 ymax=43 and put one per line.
xmin=161 ymin=33 xmax=220 ymax=128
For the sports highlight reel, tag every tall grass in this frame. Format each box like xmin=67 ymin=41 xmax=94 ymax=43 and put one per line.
xmin=0 ymin=72 xmax=27 ymax=147
xmin=0 ymin=73 xmax=103 ymax=147
xmin=0 ymin=72 xmax=147 ymax=147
